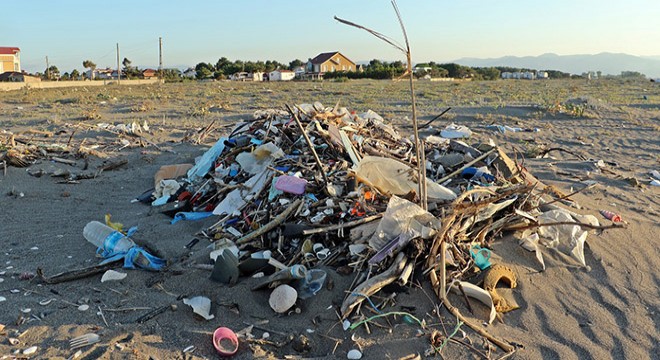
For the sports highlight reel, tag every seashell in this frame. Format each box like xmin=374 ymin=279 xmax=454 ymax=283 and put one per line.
xmin=0 ymin=296 xmax=6 ymax=302
xmin=183 ymin=345 xmax=195 ymax=353
xmin=20 ymin=308 xmax=31 ymax=314
xmin=8 ymin=338 xmax=19 ymax=345
xmin=39 ymin=298 xmax=55 ymax=306
xmin=101 ymin=270 xmax=127 ymax=283
xmin=269 ymin=284 xmax=297 ymax=313
xmin=23 ymin=346 xmax=37 ymax=355
xmin=78 ymin=304 xmax=89 ymax=311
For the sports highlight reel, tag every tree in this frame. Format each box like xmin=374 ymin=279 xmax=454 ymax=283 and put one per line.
xmin=71 ymin=69 xmax=80 ymax=80
xmin=82 ymin=60 xmax=96 ymax=70
xmin=121 ymin=57 xmax=140 ymax=79
xmin=289 ymin=59 xmax=304 ymax=70
xmin=195 ymin=62 xmax=214 ymax=79
xmin=161 ymin=68 xmax=182 ymax=81
xmin=83 ymin=60 xmax=96 ymax=79
xmin=44 ymin=65 xmax=60 ymax=80
xmin=61 ymin=72 xmax=70 ymax=81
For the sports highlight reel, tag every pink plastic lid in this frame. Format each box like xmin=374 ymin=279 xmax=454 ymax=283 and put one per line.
xmin=213 ymin=327 xmax=239 ymax=357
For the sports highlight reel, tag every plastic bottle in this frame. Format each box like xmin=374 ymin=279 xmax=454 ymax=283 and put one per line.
xmin=83 ymin=221 xmax=134 ymax=252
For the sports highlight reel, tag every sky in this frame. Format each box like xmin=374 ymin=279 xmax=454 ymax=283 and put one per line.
xmin=4 ymin=0 xmax=660 ymax=73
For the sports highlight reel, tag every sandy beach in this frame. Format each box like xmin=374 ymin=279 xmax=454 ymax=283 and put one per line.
xmin=0 ymin=79 xmax=658 ymax=359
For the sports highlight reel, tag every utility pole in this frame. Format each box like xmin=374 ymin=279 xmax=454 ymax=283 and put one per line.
xmin=45 ymin=56 xmax=49 ymax=80
xmin=158 ymin=36 xmax=163 ymax=80
xmin=116 ymin=43 xmax=120 ymax=84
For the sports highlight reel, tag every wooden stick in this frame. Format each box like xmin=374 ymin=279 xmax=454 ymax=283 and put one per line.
xmin=341 ymin=252 xmax=408 ymax=318
xmin=36 ymin=260 xmax=122 ymax=284
xmin=302 ymin=214 xmax=382 ymax=235
xmin=505 ymin=221 xmax=625 ymax=232
xmin=286 ymin=104 xmax=329 ymax=186
xmin=236 ymin=198 xmax=303 ymax=245
xmin=51 ymin=157 xmax=77 ymax=166
xmin=436 ymin=148 xmax=498 ymax=184
xmin=98 ymin=159 xmax=128 ymax=172
xmin=134 ymin=304 xmax=169 ymax=323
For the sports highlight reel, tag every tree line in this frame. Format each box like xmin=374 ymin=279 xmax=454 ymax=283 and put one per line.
xmin=28 ymin=56 xmax=645 ymax=82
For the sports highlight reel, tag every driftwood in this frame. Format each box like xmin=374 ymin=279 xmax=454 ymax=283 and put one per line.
xmin=287 ymin=104 xmax=330 ymax=186
xmin=236 ymin=198 xmax=303 ymax=245
xmin=98 ymin=159 xmax=128 ymax=172
xmin=302 ymin=214 xmax=382 ymax=236
xmin=134 ymin=304 xmax=170 ymax=323
xmin=37 ymin=260 xmax=122 ymax=284
xmin=341 ymin=252 xmax=408 ymax=318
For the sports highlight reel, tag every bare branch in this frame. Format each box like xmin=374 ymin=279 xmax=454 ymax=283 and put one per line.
xmin=333 ymin=16 xmax=407 ymax=54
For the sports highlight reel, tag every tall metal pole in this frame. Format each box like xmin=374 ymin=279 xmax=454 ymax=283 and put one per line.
xmin=116 ymin=43 xmax=120 ymax=84
xmin=158 ymin=36 xmax=163 ymax=79
xmin=45 ymin=56 xmax=49 ymax=80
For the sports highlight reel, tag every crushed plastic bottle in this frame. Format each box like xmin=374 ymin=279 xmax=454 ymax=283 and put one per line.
xmin=82 ymin=221 xmax=165 ymax=271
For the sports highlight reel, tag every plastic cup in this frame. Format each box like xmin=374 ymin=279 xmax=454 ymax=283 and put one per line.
xmin=213 ymin=327 xmax=239 ymax=357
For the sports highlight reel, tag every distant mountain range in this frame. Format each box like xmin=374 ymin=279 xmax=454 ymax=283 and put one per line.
xmin=453 ymin=53 xmax=660 ymax=78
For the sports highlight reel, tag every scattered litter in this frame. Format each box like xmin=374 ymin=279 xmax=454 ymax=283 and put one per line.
xmin=519 ymin=233 xmax=546 ymax=271
xmin=23 ymin=346 xmax=37 ymax=355
xmin=440 ymin=123 xmax=472 ymax=139
xmin=269 ymin=284 xmax=298 ymax=313
xmin=347 ymin=349 xmax=363 ymax=359
xmin=213 ymin=327 xmax=239 ymax=356
xmin=183 ymin=296 xmax=215 ymax=320
xmin=600 ymin=209 xmax=622 ymax=223
xmin=101 ymin=270 xmax=127 ymax=283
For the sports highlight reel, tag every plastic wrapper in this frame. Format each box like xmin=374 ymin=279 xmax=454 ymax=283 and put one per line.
xmin=355 ymin=156 xmax=456 ymax=201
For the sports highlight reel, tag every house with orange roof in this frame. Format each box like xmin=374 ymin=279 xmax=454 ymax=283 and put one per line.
xmin=0 ymin=47 xmax=21 ymax=74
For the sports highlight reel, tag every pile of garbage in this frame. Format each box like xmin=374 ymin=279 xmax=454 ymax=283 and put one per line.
xmin=126 ymin=102 xmax=622 ymax=353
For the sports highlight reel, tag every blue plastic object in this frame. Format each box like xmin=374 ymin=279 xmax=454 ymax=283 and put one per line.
xmin=462 ymin=167 xmax=496 ymax=183
xmin=470 ymin=245 xmax=492 ymax=270
xmin=170 ymin=211 xmax=214 ymax=224
xmin=187 ymin=137 xmax=227 ymax=182
xmin=98 ymin=227 xmax=165 ymax=270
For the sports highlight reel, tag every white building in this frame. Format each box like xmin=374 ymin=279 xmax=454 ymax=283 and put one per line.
xmin=293 ymin=66 xmax=305 ymax=79
xmin=269 ymin=69 xmax=295 ymax=81
xmin=182 ymin=68 xmax=196 ymax=78
xmin=230 ymin=72 xmax=264 ymax=81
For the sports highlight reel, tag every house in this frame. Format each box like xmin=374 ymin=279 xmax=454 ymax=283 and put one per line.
xmin=182 ymin=67 xmax=196 ymax=79
xmin=85 ymin=68 xmax=115 ymax=80
xmin=0 ymin=47 xmax=21 ymax=74
xmin=413 ymin=66 xmax=432 ymax=74
xmin=293 ymin=66 xmax=306 ymax=79
xmin=229 ymin=72 xmax=264 ymax=81
xmin=307 ymin=51 xmax=355 ymax=73
xmin=0 ymin=71 xmax=40 ymax=83
xmin=269 ymin=69 xmax=295 ymax=81
xmin=142 ymin=68 xmax=158 ymax=79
